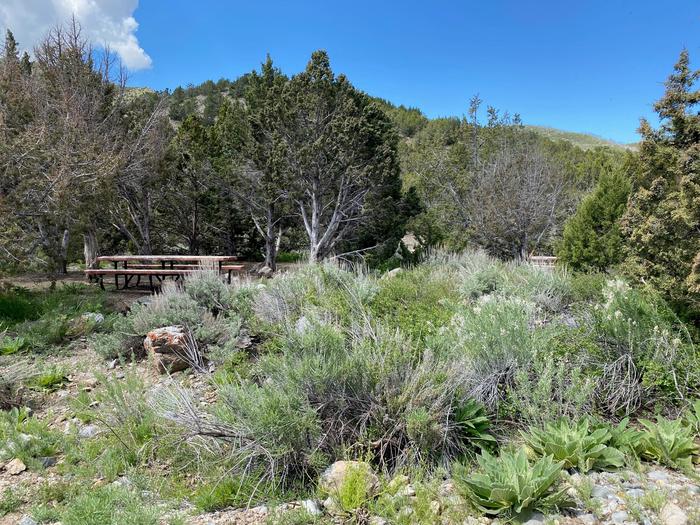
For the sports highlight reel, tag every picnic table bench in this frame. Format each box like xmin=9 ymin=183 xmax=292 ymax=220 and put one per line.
xmin=86 ymin=256 xmax=243 ymax=290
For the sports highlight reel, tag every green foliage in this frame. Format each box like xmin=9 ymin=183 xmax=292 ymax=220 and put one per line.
xmin=454 ymin=398 xmax=497 ymax=449
xmin=683 ymin=399 xmax=700 ymax=435
xmin=599 ymin=418 xmax=645 ymax=460
xmin=638 ymin=416 xmax=699 ymax=470
xmin=0 ymin=407 xmax=63 ymax=469
xmin=335 ymin=462 xmax=374 ymax=512
xmin=0 ymin=285 xmax=107 ymax=351
xmin=370 ymin=266 xmax=460 ymax=341
xmin=0 ymin=334 xmax=25 ymax=355
xmin=30 ymin=367 xmax=68 ymax=391
xmin=522 ymin=419 xmax=625 ymax=473
xmin=455 ymin=447 xmax=568 ymax=517
xmin=621 ymin=50 xmax=700 ymax=320
xmin=0 ymin=487 xmax=22 ymax=517
xmin=192 ymin=476 xmax=271 ymax=511
xmin=60 ymin=484 xmax=159 ymax=525
xmin=557 ymin=168 xmax=631 ymax=271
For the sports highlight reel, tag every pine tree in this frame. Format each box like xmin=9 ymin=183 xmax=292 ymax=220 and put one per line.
xmin=557 ymin=167 xmax=631 ymax=271
xmin=621 ymin=50 xmax=700 ymax=319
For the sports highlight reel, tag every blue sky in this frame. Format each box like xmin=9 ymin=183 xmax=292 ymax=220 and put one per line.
xmin=124 ymin=1 xmax=700 ymax=144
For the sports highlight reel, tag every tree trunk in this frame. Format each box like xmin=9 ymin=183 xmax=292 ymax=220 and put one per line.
xmin=54 ymin=229 xmax=70 ymax=274
xmin=264 ymin=212 xmax=278 ymax=271
xmin=83 ymin=230 xmax=99 ymax=269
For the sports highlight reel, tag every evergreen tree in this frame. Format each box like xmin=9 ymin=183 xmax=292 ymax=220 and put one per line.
xmin=621 ymin=50 xmax=700 ymax=319
xmin=557 ymin=167 xmax=631 ymax=271
xmin=281 ymin=51 xmax=403 ymax=262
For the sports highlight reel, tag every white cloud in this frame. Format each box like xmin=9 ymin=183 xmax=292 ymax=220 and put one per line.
xmin=0 ymin=0 xmax=152 ymax=70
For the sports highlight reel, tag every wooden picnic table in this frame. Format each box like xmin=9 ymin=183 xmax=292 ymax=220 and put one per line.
xmin=96 ymin=255 xmax=237 ymax=271
xmin=89 ymin=255 xmax=242 ymax=290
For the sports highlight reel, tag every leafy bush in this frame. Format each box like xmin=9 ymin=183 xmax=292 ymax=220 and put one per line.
xmin=508 ymin=354 xmax=598 ymax=425
xmin=156 ymin=318 xmax=484 ymax=485
xmin=0 ymin=334 xmax=25 ymax=355
xmin=592 ymin=279 xmax=699 ymax=413
xmin=455 ymin=447 xmax=568 ymax=517
xmin=0 ymin=487 xmax=21 ymax=517
xmin=183 ymin=266 xmax=234 ymax=313
xmin=0 ymin=407 xmax=63 ymax=468
xmin=129 ymin=282 xmax=204 ymax=335
xmin=683 ymin=399 xmax=700 ymax=435
xmin=334 ymin=462 xmax=375 ymax=512
xmin=60 ymin=484 xmax=159 ymax=525
xmin=522 ymin=419 xmax=625 ymax=473
xmin=30 ymin=367 xmax=68 ymax=391
xmin=597 ymin=417 xmax=644 ymax=460
xmin=638 ymin=416 xmax=699 ymax=470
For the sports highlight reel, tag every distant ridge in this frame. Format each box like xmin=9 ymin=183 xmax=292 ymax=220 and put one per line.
xmin=525 ymin=125 xmax=637 ymax=151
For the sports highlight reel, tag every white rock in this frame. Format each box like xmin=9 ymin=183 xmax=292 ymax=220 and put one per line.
xmin=295 ymin=316 xmax=311 ymax=334
xmin=369 ymin=518 xmax=388 ymax=525
xmin=82 ymin=312 xmax=105 ymax=324
xmin=577 ymin=513 xmax=598 ymax=525
xmin=626 ymin=488 xmax=645 ymax=499
xmin=660 ymin=502 xmax=688 ymax=525
xmin=300 ymin=499 xmax=321 ymax=516
xmin=19 ymin=516 xmax=38 ymax=525
xmin=648 ymin=470 xmax=669 ymax=482
xmin=592 ymin=485 xmax=615 ymax=499
xmin=78 ymin=424 xmax=100 ymax=438
xmin=384 ymin=267 xmax=403 ymax=279
xmin=611 ymin=511 xmax=629 ymax=523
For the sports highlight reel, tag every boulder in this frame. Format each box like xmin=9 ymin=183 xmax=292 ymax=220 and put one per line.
xmin=257 ymin=265 xmax=274 ymax=278
xmin=660 ymin=503 xmax=688 ymax=525
xmin=319 ymin=460 xmax=379 ymax=496
xmin=5 ymin=457 xmax=27 ymax=475
xmin=143 ymin=326 xmax=190 ymax=374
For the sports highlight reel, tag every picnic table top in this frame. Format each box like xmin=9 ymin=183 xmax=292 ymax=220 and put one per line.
xmin=96 ymin=255 xmax=238 ymax=262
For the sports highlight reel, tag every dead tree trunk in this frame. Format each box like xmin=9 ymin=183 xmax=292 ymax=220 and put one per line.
xmin=83 ymin=230 xmax=99 ymax=269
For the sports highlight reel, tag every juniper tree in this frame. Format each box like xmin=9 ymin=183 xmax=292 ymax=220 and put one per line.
xmin=621 ymin=50 xmax=700 ymax=319
xmin=213 ymin=57 xmax=291 ymax=270
xmin=557 ymin=167 xmax=631 ymax=271
xmin=281 ymin=51 xmax=402 ymax=262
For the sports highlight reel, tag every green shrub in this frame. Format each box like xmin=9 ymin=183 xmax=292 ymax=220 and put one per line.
xmin=638 ymin=416 xmax=698 ymax=470
xmin=522 ymin=419 xmax=625 ymax=473
xmin=0 ymin=335 xmax=25 ymax=355
xmin=192 ymin=476 xmax=266 ymax=511
xmin=508 ymin=354 xmax=598 ymax=425
xmin=0 ymin=407 xmax=63 ymax=468
xmin=0 ymin=487 xmax=22 ymax=517
xmin=557 ymin=168 xmax=631 ymax=272
xmin=335 ymin=462 xmax=375 ymax=512
xmin=30 ymin=367 xmax=68 ymax=391
xmin=597 ymin=417 xmax=644 ymax=460
xmin=592 ymin=279 xmax=699 ymax=412
xmin=453 ymin=398 xmax=497 ymax=450
xmin=455 ymin=447 xmax=568 ymax=517
xmin=60 ymin=484 xmax=159 ymax=525
xmin=129 ymin=283 xmax=204 ymax=335
xmin=683 ymin=399 xmax=700 ymax=435
xmin=183 ymin=267 xmax=234 ymax=313
xmin=0 ymin=287 xmax=38 ymax=323
xmin=371 ymin=265 xmax=459 ymax=341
